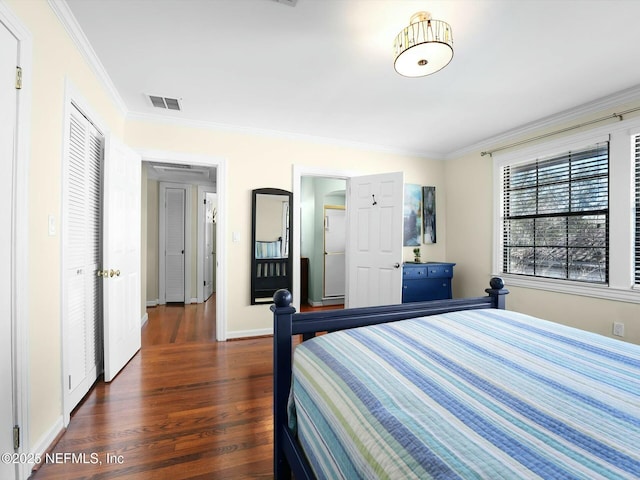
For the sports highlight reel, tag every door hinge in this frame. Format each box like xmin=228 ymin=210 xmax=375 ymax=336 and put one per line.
xmin=203 ymin=198 xmax=207 ymax=205
xmin=15 ymin=66 xmax=22 ymax=90
xmin=13 ymin=426 xmax=20 ymax=449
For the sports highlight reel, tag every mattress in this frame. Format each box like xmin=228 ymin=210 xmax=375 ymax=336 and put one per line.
xmin=290 ymin=309 xmax=640 ymax=479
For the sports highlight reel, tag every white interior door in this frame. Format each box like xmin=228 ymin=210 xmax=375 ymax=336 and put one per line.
xmin=204 ymin=193 xmax=216 ymax=299
xmin=324 ymin=207 xmax=346 ymax=297
xmin=165 ymin=187 xmax=186 ymax=302
xmin=346 ymin=172 xmax=404 ymax=308
xmin=0 ymin=20 xmax=17 ymax=480
xmin=103 ymin=136 xmax=141 ymax=382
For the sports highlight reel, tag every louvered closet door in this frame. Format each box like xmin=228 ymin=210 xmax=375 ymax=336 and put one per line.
xmin=63 ymin=105 xmax=103 ymax=414
xmin=165 ymin=188 xmax=186 ymax=302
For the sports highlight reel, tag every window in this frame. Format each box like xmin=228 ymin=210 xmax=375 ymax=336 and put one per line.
xmin=635 ymin=134 xmax=640 ymax=285
xmin=502 ymin=142 xmax=609 ymax=284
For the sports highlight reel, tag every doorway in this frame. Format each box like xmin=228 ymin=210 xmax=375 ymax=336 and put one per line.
xmin=295 ymin=168 xmax=348 ymax=311
xmin=300 ymin=179 xmax=347 ymax=306
xmin=323 ymin=204 xmax=346 ymax=299
xmin=294 ymin=166 xmax=404 ymax=311
xmin=141 ymin=156 xmax=226 ymax=340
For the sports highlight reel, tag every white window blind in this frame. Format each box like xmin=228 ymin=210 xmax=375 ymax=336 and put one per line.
xmin=502 ymin=142 xmax=609 ymax=283
xmin=635 ymin=134 xmax=640 ymax=285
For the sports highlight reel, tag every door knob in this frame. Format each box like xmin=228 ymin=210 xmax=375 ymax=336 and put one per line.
xmin=394 ymin=263 xmax=400 ymax=268
xmin=97 ymin=269 xmax=109 ymax=277
xmin=109 ymin=269 xmax=121 ymax=278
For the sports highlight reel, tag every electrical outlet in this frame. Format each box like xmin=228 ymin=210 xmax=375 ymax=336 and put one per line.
xmin=613 ymin=322 xmax=625 ymax=337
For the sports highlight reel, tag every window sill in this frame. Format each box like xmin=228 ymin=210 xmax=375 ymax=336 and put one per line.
xmin=496 ymin=274 xmax=640 ymax=305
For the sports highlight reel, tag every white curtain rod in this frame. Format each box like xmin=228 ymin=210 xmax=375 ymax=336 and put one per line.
xmin=480 ymin=106 xmax=640 ymax=157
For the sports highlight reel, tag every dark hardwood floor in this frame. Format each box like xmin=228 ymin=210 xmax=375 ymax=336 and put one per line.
xmin=32 ymin=296 xmax=275 ymax=479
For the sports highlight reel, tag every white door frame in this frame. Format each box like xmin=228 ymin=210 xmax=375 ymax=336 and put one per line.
xmin=197 ymin=186 xmax=216 ymax=303
xmin=0 ymin=3 xmax=31 ymax=478
xmin=292 ymin=165 xmax=357 ymax=312
xmin=159 ymin=182 xmax=191 ymax=304
xmin=141 ymin=150 xmax=227 ymax=340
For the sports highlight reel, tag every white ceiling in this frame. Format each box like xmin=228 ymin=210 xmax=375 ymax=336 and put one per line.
xmin=65 ymin=0 xmax=640 ymax=158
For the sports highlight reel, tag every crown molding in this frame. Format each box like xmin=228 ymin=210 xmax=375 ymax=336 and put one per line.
xmin=43 ymin=0 xmax=442 ymax=160
xmin=48 ymin=0 xmax=127 ymax=116
xmin=445 ymin=83 xmax=640 ymax=159
xmin=126 ymin=111 xmax=441 ymax=160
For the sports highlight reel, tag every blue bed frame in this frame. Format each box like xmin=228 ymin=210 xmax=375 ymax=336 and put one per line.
xmin=271 ymin=277 xmax=509 ymax=479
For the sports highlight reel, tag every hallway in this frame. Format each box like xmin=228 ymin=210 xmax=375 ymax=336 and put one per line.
xmin=32 ymin=296 xmax=274 ymax=479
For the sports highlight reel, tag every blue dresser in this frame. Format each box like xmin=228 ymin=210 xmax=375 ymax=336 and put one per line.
xmin=402 ymin=262 xmax=455 ymax=303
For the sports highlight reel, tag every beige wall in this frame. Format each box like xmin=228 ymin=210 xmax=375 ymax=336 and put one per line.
xmin=6 ymin=0 xmax=128 ymax=449
xmin=145 ymin=178 xmax=159 ymax=303
xmin=445 ymin=103 xmax=640 ymax=345
xmin=125 ymin=119 xmax=447 ymax=334
xmin=12 ymin=0 xmax=640 ymax=460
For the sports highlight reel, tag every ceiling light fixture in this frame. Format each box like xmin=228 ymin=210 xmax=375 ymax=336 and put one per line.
xmin=393 ymin=11 xmax=453 ymax=78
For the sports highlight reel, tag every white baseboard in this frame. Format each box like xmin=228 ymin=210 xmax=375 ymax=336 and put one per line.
xmin=31 ymin=416 xmax=64 ymax=458
xmin=321 ymin=296 xmax=344 ymax=306
xmin=146 ymin=298 xmax=200 ymax=307
xmin=226 ymin=327 xmax=273 ymax=339
xmin=308 ymin=297 xmax=344 ymax=307
xmin=141 ymin=312 xmax=148 ymax=327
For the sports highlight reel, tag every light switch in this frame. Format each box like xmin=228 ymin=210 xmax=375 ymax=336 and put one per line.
xmin=232 ymin=231 xmax=240 ymax=243
xmin=48 ymin=215 xmax=56 ymax=236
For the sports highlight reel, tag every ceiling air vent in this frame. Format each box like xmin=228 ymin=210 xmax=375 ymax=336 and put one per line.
xmin=148 ymin=95 xmax=181 ymax=111
xmin=273 ymin=0 xmax=297 ymax=6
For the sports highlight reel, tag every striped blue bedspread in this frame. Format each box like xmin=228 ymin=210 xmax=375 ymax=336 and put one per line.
xmin=290 ymin=309 xmax=640 ymax=479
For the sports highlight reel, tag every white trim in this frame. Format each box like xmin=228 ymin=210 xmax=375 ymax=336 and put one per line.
xmin=0 ymin=2 xmax=31 ymax=477
xmin=30 ymin=416 xmax=63 ymax=462
xmin=197 ymin=186 xmax=216 ymax=303
xmin=449 ymin=84 xmax=640 ymax=159
xmin=225 ymin=327 xmax=273 ymax=339
xmin=493 ymin=115 xmax=640 ymax=302
xmin=127 ymin=111 xmax=439 ymax=159
xmin=320 ymin=297 xmax=344 ymax=306
xmin=139 ymin=149 xmax=228 ymax=341
xmin=47 ymin=0 xmax=127 ymax=116
xmin=140 ymin=312 xmax=148 ymax=328
xmin=158 ymin=182 xmax=192 ymax=304
xmin=498 ymin=274 xmax=640 ymax=305
xmin=146 ymin=299 xmax=159 ymax=307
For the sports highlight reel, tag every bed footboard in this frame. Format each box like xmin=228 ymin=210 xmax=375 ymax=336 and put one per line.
xmin=271 ymin=278 xmax=509 ymax=479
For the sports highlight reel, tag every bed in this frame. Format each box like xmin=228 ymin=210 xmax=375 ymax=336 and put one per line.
xmin=271 ymin=278 xmax=640 ymax=479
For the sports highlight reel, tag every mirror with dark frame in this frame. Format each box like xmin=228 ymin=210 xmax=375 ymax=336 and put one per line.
xmin=251 ymin=188 xmax=293 ymax=305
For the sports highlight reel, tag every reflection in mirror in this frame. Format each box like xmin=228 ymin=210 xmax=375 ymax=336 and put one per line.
xmin=251 ymin=188 xmax=292 ymax=304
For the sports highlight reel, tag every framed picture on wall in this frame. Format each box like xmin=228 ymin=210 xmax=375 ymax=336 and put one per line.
xmin=422 ymin=186 xmax=436 ymax=244
xmin=403 ymin=184 xmax=422 ymax=246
